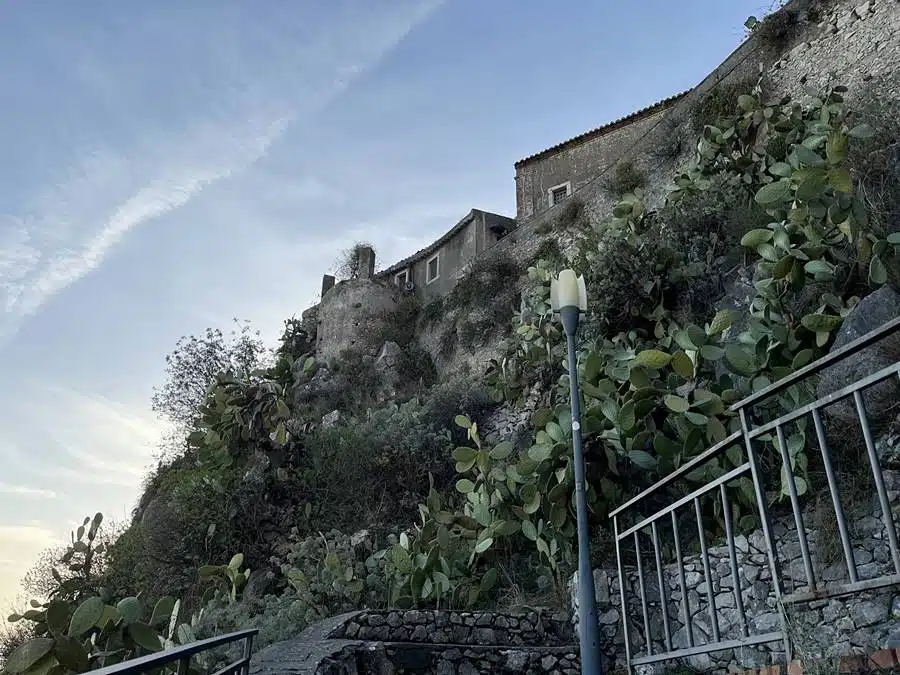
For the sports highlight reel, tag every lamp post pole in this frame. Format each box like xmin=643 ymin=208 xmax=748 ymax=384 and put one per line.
xmin=560 ymin=303 xmax=603 ymax=675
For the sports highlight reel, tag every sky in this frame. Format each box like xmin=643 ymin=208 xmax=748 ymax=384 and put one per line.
xmin=0 ymin=0 xmax=773 ymax=610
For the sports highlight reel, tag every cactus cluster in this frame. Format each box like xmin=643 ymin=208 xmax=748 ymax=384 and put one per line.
xmin=483 ymin=80 xmax=900 ymax=536
xmin=2 ymin=514 xmax=248 ymax=675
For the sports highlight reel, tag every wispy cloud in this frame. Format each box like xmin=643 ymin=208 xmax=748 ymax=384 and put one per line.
xmin=0 ymin=484 xmax=56 ymax=499
xmin=0 ymin=0 xmax=446 ymax=346
xmin=0 ymin=384 xmax=170 ymax=494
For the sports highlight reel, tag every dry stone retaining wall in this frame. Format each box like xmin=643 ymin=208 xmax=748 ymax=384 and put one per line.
xmin=327 ymin=608 xmax=573 ymax=646
xmin=571 ymin=467 xmax=900 ymax=673
xmin=249 ymin=609 xmax=580 ymax=675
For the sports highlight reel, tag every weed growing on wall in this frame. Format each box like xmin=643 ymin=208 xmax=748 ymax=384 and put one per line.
xmin=333 ymin=241 xmax=377 ymax=280
xmin=744 ymin=3 xmax=802 ymax=52
xmin=603 ymin=160 xmax=647 ymax=198
xmin=691 ymin=76 xmax=760 ymax=133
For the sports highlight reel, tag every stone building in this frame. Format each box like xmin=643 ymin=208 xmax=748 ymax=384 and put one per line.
xmin=513 ymin=92 xmax=687 ymax=221
xmin=310 ymin=206 xmax=516 ymax=362
xmin=375 ymin=208 xmax=517 ymax=304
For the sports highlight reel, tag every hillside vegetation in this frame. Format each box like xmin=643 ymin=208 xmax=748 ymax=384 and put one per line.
xmin=3 ymin=69 xmax=900 ymax=675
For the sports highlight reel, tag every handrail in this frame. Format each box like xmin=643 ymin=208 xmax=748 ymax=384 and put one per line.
xmin=608 ymin=431 xmax=741 ymax=519
xmin=87 ymin=629 xmax=258 ymax=675
xmin=730 ymin=315 xmax=900 ymax=413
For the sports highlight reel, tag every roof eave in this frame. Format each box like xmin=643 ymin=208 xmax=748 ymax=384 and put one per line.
xmin=514 ymin=90 xmax=690 ymax=169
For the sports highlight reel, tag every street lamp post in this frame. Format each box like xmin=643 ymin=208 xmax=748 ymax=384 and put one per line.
xmin=550 ymin=269 xmax=602 ymax=675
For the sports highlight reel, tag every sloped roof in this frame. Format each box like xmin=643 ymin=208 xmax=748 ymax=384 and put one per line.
xmin=514 ymin=91 xmax=690 ymax=168
xmin=377 ymin=209 xmax=514 ymax=279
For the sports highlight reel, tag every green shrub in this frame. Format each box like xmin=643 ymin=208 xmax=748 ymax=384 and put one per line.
xmin=656 ymin=174 xmax=769 ymax=319
xmin=846 ymin=80 xmax=900 ymax=241
xmin=324 ymin=347 xmax=380 ymax=408
xmin=422 ymin=378 xmax=495 ymax=438
xmin=375 ymin=294 xmax=420 ymax=347
xmin=442 ymin=252 xmax=522 ymax=350
xmin=444 ymin=253 xmax=521 ymax=312
xmin=299 ymin=398 xmax=456 ymax=532
xmin=105 ymin=464 xmax=276 ymax=611
xmin=421 ymin=298 xmax=445 ymax=325
xmin=438 ymin=323 xmax=458 ymax=357
xmin=395 ymin=343 xmax=437 ymax=387
xmin=691 ymin=76 xmax=759 ymax=132
xmin=573 ymin=219 xmax=676 ymax=332
xmin=604 ymin=161 xmax=647 ymax=197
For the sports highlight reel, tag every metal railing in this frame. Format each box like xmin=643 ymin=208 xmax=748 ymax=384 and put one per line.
xmin=609 ymin=316 xmax=900 ymax=671
xmin=86 ymin=630 xmax=257 ymax=675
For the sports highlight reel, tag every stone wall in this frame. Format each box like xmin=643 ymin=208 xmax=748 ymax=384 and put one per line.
xmin=571 ymin=451 xmax=900 ymax=673
xmin=248 ymin=609 xmax=580 ymax=675
xmin=491 ymin=0 xmax=900 ymax=274
xmin=514 ymin=101 xmax=678 ymax=221
xmin=328 ymin=608 xmax=573 ymax=646
xmin=314 ymin=279 xmax=402 ymax=363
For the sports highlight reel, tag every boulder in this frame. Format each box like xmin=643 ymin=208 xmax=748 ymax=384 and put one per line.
xmin=375 ymin=341 xmax=403 ymax=371
xmin=321 ymin=410 xmax=341 ymax=428
xmin=243 ymin=566 xmax=276 ymax=601
xmin=816 ymin=286 xmax=900 ymax=428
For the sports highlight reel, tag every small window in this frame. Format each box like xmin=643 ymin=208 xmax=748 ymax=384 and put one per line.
xmin=394 ymin=270 xmax=409 ymax=287
xmin=426 ymin=254 xmax=440 ymax=284
xmin=548 ymin=181 xmax=572 ymax=207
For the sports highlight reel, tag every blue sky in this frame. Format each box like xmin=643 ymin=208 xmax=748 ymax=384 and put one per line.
xmin=0 ymin=0 xmax=770 ymax=607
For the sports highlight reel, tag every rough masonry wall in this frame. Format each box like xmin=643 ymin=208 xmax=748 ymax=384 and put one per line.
xmin=315 ymin=279 xmax=401 ymax=363
xmin=515 ymin=109 xmax=669 ymax=221
xmin=249 ymin=609 xmax=582 ymax=675
xmin=492 ymin=0 xmax=900 ymax=270
xmin=570 ymin=452 xmax=900 ymax=673
xmin=328 ymin=608 xmax=573 ymax=645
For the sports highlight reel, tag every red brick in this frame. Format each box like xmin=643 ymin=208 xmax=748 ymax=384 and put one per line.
xmin=869 ymin=649 xmax=898 ymax=669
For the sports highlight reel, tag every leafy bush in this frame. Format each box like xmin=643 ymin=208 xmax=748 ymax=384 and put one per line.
xmin=746 ymin=5 xmax=802 ymax=52
xmin=528 ymin=239 xmax=566 ymax=270
xmin=846 ymin=79 xmax=900 ymax=243
xmin=556 ymin=197 xmax=586 ymax=229
xmin=603 ymin=161 xmax=647 ymax=197
xmin=421 ymin=298 xmax=445 ymax=325
xmin=656 ymin=174 xmax=770 ymax=319
xmin=374 ymin=294 xmax=420 ymax=347
xmin=333 ymin=241 xmax=376 ymax=280
xmin=573 ymin=211 xmax=677 ymax=334
xmin=395 ymin=343 xmax=437 ymax=387
xmin=315 ymin=347 xmax=381 ymax=411
xmin=151 ymin=319 xmax=267 ymax=430
xmin=298 ymin=398 xmax=456 ymax=533
xmin=422 ymin=378 xmax=495 ymax=439
xmin=444 ymin=253 xmax=521 ymax=313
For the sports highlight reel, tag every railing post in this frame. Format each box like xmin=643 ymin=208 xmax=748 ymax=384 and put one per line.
xmin=242 ymin=632 xmax=255 ymax=675
xmin=739 ymin=408 xmax=792 ymax=664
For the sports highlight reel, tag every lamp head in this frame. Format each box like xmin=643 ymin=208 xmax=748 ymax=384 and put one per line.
xmin=550 ymin=269 xmax=587 ymax=314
